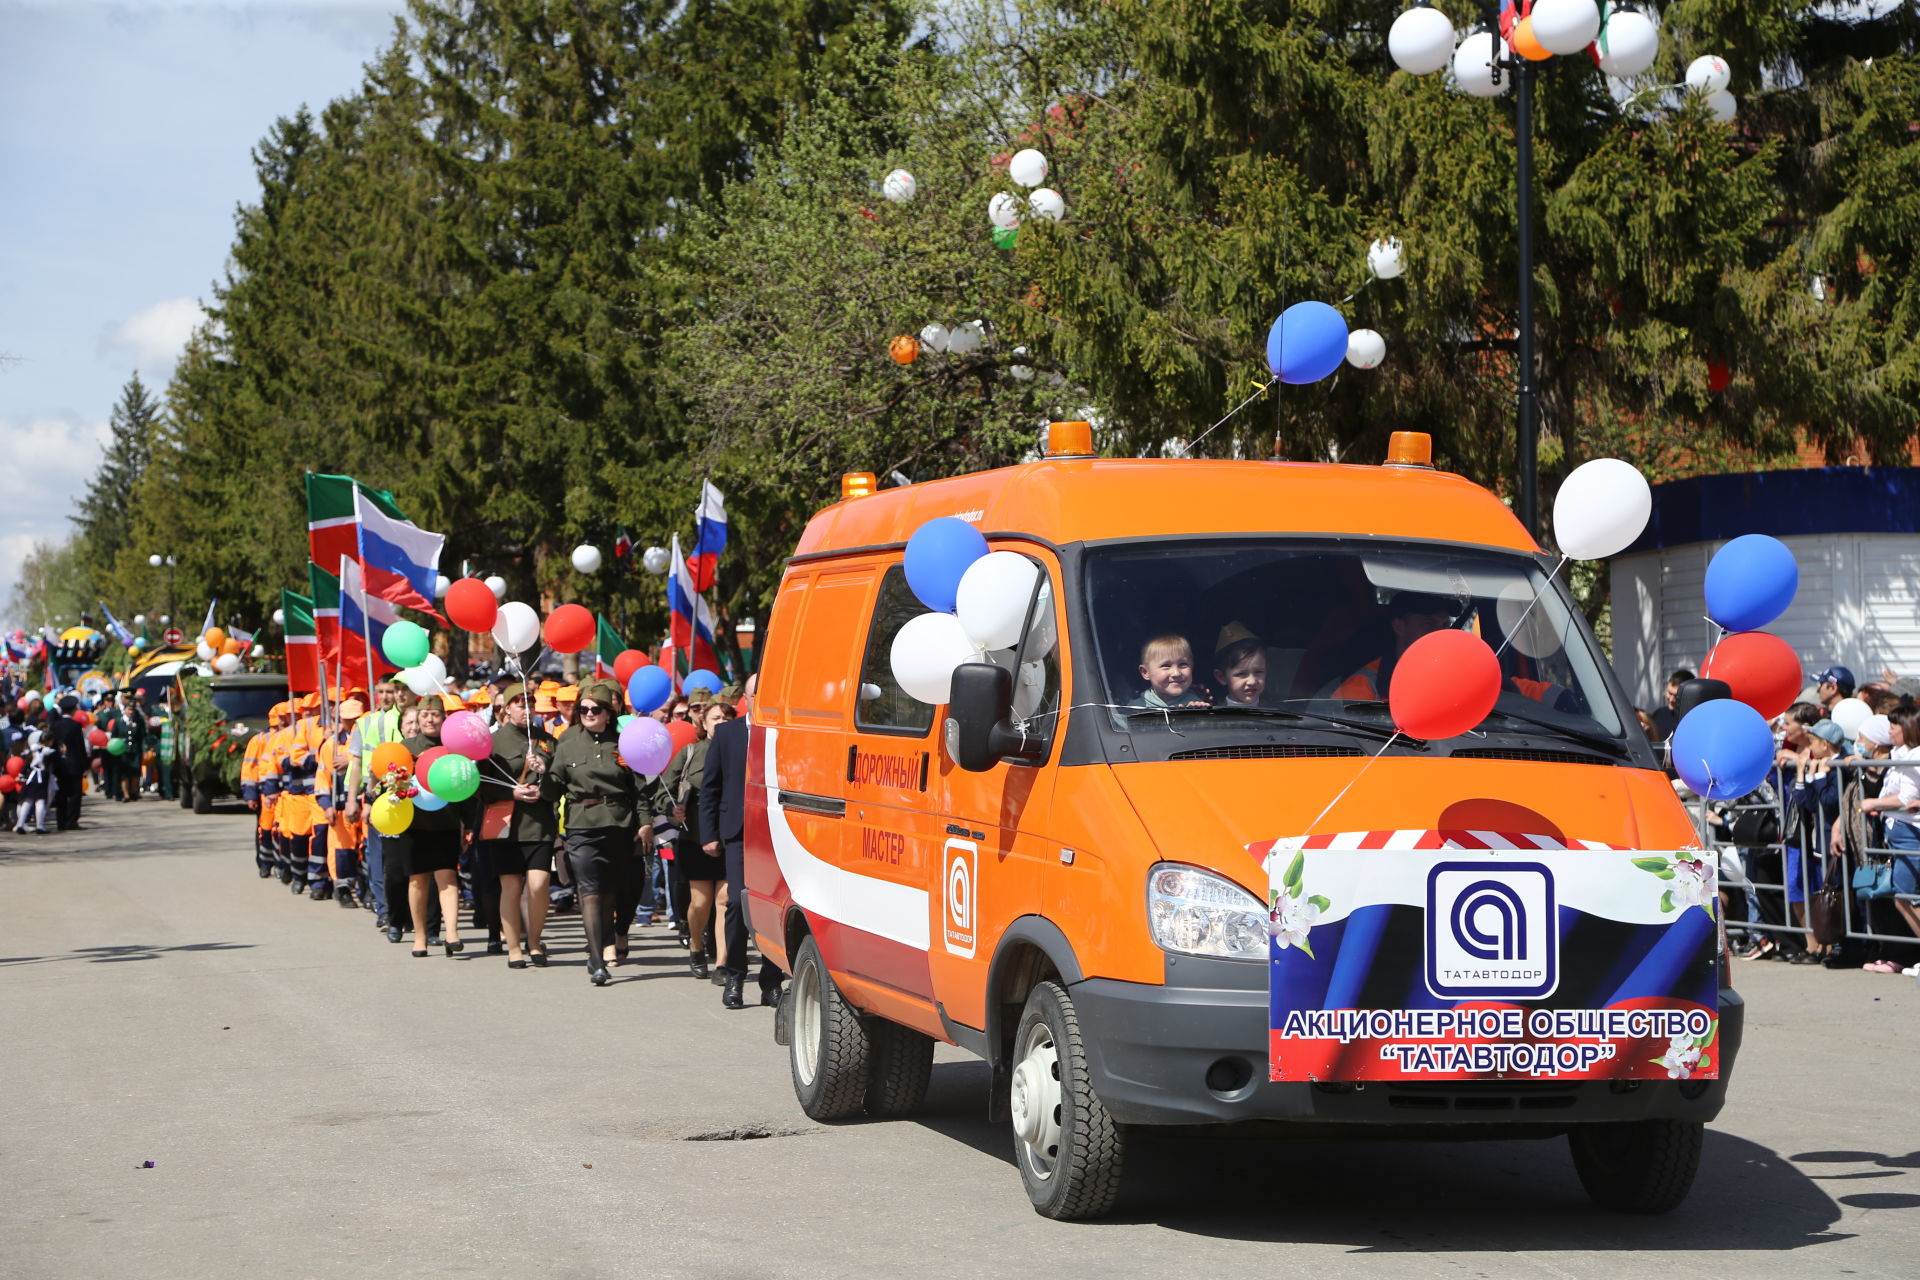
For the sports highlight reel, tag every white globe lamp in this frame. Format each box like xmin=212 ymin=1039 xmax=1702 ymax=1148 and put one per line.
xmin=1388 ymin=4 xmax=1456 ymax=76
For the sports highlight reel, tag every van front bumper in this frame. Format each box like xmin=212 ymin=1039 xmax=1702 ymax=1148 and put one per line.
xmin=1068 ymin=961 xmax=1742 ymax=1132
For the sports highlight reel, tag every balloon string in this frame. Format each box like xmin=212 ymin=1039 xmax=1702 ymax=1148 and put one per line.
xmin=1180 ymin=377 xmax=1278 ymax=456
xmin=1490 ymin=554 xmax=1570 ymax=661
xmin=1268 ymin=731 xmax=1403 ymax=875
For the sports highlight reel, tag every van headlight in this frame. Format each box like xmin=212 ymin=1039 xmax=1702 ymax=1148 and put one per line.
xmin=1146 ymin=863 xmax=1267 ymax=960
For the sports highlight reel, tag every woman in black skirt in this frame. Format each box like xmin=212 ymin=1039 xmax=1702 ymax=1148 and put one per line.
xmin=482 ymin=683 xmax=558 ymax=969
xmin=658 ymin=700 xmax=732 ymax=979
xmin=391 ymin=695 xmax=476 ymax=957
xmin=545 ymin=679 xmax=640 ymax=986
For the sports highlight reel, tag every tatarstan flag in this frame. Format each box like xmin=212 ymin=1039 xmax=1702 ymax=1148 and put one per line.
xmin=593 ymin=614 xmax=626 ymax=679
xmin=305 ymin=473 xmax=404 ymax=576
xmin=308 ymin=561 xmax=341 ymax=669
xmin=282 ymin=590 xmax=320 ymax=694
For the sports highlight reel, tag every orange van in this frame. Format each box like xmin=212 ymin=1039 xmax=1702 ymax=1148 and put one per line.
xmin=747 ymin=424 xmax=1740 ymax=1220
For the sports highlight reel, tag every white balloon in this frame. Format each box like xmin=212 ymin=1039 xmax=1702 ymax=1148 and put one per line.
xmin=272 ymin=608 xmax=285 ymax=626
xmin=1025 ymin=580 xmax=1058 ymax=659
xmin=947 ymin=320 xmax=985 ymax=355
xmin=1008 ymin=148 xmax=1049 ymax=188
xmin=1553 ymin=458 xmax=1652 ymax=560
xmin=1686 ymin=54 xmax=1731 ymax=95
xmin=213 ymin=652 xmax=242 ymax=674
xmin=882 ymin=168 xmax=917 ymax=203
xmin=889 ymin=612 xmax=985 ymax=704
xmin=956 ymin=552 xmax=1042 ymax=650
xmin=133 ymin=614 xmax=146 ymax=625
xmin=1705 ymin=88 xmax=1737 ymax=123
xmin=1388 ymin=5 xmax=1457 ymax=75
xmin=1495 ymin=580 xmax=1561 ymax=661
xmin=484 ymin=574 xmax=508 ymax=600
xmin=1367 ymin=236 xmax=1405 ymax=280
xmin=1452 ymin=32 xmax=1510 ymax=98
xmin=434 ymin=574 xmax=451 ymax=598
xmin=250 ymin=643 xmax=264 ymax=657
xmin=491 ymin=601 xmax=541 ymax=654
xmin=1008 ymin=346 xmax=1034 ymax=380
xmin=148 ymin=554 xmax=162 ymax=568
xmin=1830 ymin=697 xmax=1872 ymax=741
xmin=988 ymin=192 xmax=1023 ymax=229
xmin=1012 ymin=660 xmax=1048 ymax=722
xmin=401 ymin=666 xmax=441 ymax=697
xmin=1596 ymin=8 xmax=1659 ymax=77
xmin=196 ymin=641 xmax=215 ymax=661
xmin=1529 ymin=0 xmax=1600 ymax=56
xmin=571 ymin=544 xmax=603 ymax=574
xmin=919 ymin=322 xmax=950 ymax=354
xmin=419 ymin=653 xmax=447 ymax=683
xmin=642 ymin=546 xmax=670 ymax=576
xmin=1345 ymin=328 xmax=1387 ymax=369
xmin=1027 ymin=188 xmax=1066 ymax=222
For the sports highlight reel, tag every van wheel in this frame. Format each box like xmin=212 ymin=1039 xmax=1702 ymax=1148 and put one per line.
xmin=1011 ymin=981 xmax=1126 ymax=1220
xmin=177 ymin=780 xmax=193 ymax=809
xmin=1569 ymin=1119 xmax=1703 ymax=1213
xmin=192 ymin=786 xmax=212 ymax=815
xmin=865 ymin=1019 xmax=935 ymax=1117
xmin=788 ymin=936 xmax=870 ymax=1120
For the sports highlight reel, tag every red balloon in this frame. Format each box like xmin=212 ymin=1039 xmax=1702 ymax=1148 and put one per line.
xmin=445 ymin=578 xmax=499 ymax=633
xmin=5 ymin=756 xmax=22 ymax=776
xmin=1700 ymin=631 xmax=1801 ymax=720
xmin=666 ymin=719 xmax=698 ymax=755
xmin=543 ymin=603 xmax=595 ymax=654
xmin=612 ymin=649 xmax=651 ymax=686
xmin=414 ymin=746 xmax=452 ymax=783
xmin=0 ymin=775 xmax=16 ymax=793
xmin=13 ymin=697 xmax=28 ymax=712
xmin=75 ymin=711 xmax=93 ymax=727
xmin=1389 ymin=629 xmax=1502 ymax=741
xmin=87 ymin=729 xmax=109 ymax=748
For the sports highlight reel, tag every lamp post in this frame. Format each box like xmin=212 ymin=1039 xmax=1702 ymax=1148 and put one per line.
xmin=147 ymin=553 xmax=177 ymax=624
xmin=1387 ymin=1 xmax=1667 ymax=534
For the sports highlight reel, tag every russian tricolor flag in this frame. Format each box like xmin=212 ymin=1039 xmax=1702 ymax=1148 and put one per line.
xmin=688 ymin=481 xmax=727 ymax=594
xmin=339 ymin=556 xmax=400 ymax=688
xmin=354 ymin=487 xmax=446 ymax=622
xmin=668 ymin=533 xmax=720 ymax=680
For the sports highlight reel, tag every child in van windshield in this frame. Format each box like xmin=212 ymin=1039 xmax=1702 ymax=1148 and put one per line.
xmin=1212 ymin=623 xmax=1268 ymax=707
xmin=1132 ymin=634 xmax=1211 ymax=709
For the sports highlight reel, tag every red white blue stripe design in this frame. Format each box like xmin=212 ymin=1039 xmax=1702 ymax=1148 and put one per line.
xmin=339 ymin=556 xmax=399 ymax=684
xmin=353 ymin=486 xmax=445 ymax=621
xmin=688 ymin=481 xmax=727 ymax=593
xmin=668 ymin=532 xmax=720 ymax=679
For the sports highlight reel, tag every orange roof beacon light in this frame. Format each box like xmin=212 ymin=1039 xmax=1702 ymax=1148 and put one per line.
xmin=1385 ymin=430 xmax=1434 ymax=469
xmin=841 ymin=471 xmax=877 ymax=500
xmin=1045 ymin=419 xmax=1095 ymax=459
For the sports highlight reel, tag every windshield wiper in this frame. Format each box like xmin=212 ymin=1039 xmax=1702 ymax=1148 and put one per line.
xmin=1476 ymin=707 xmax=1628 ymax=757
xmin=1120 ymin=703 xmax=1407 ymax=744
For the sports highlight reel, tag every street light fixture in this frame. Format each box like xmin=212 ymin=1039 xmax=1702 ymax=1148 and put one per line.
xmin=1387 ymin=0 xmax=1673 ymax=534
xmin=148 ymin=552 xmax=178 ymax=623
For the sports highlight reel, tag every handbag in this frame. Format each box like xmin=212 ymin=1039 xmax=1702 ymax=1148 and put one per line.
xmin=1852 ymin=859 xmax=1897 ymax=899
xmin=481 ymin=801 xmax=515 ymax=842
xmin=1809 ymin=854 xmax=1849 ymax=945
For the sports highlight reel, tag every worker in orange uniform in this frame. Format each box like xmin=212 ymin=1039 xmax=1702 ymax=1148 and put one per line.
xmin=322 ymin=694 xmax=367 ymax=909
xmin=243 ymin=702 xmax=290 ymax=880
xmin=263 ymin=692 xmax=332 ymax=899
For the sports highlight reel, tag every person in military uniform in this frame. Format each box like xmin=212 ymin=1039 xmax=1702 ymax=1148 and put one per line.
xmin=543 ymin=679 xmax=642 ymax=985
xmin=482 ymin=683 xmax=558 ymax=967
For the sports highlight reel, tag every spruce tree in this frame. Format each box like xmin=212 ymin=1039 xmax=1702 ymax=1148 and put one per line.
xmin=73 ymin=371 xmax=162 ymax=591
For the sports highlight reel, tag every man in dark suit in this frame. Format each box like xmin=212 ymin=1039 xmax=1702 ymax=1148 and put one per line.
xmin=44 ymin=696 xmax=89 ymax=830
xmin=701 ymin=677 xmax=781 ymax=1010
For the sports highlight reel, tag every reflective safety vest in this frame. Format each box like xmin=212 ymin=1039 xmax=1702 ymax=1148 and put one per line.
xmin=355 ymin=707 xmax=403 ymax=794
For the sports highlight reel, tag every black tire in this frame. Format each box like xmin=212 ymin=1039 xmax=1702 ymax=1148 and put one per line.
xmin=1010 ymin=981 xmax=1126 ymax=1220
xmin=787 ymin=936 xmax=870 ymax=1121
xmin=192 ymin=786 xmax=212 ymax=815
xmin=177 ymin=785 xmax=192 ymax=810
xmin=1568 ymin=1119 xmax=1703 ymax=1213
xmin=865 ymin=1018 xmax=935 ymax=1117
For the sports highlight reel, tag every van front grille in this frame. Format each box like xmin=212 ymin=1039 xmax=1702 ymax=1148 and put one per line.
xmin=1169 ymin=744 xmax=1365 ymax=762
xmin=1449 ymin=747 xmax=1615 ymax=766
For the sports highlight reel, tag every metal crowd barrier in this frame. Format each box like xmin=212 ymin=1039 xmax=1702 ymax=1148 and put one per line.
xmin=1686 ymin=756 xmax=1920 ymax=950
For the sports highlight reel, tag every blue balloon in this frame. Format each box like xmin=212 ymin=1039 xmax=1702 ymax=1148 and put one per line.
xmin=627 ymin=665 xmax=672 ymax=714
xmin=1265 ymin=301 xmax=1349 ymax=386
xmin=1703 ymin=534 xmax=1798 ymax=633
xmin=411 ymin=787 xmax=448 ymax=812
xmin=684 ymin=668 xmax=722 ymax=694
xmin=1670 ymin=698 xmax=1773 ymax=801
xmin=904 ymin=517 xmax=989 ymax=614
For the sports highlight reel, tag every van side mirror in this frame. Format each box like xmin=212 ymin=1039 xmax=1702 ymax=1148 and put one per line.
xmin=949 ymin=662 xmax=1044 ymax=773
xmin=1673 ymin=678 xmax=1731 ymax=723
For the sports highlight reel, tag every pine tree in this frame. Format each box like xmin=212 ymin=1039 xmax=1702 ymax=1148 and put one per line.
xmin=72 ymin=371 xmax=163 ymax=590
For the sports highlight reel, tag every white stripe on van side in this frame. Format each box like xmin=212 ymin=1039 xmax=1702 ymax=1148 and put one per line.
xmin=763 ymin=727 xmax=931 ymax=952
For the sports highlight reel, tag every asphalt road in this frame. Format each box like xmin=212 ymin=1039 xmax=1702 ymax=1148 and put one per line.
xmin=2 ymin=797 xmax=1917 ymax=1279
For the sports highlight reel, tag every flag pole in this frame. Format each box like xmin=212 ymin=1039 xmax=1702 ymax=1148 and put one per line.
xmin=347 ymin=554 xmax=375 ymax=707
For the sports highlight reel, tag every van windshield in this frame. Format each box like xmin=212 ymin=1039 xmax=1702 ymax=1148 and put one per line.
xmin=1082 ymin=538 xmax=1636 ymax=759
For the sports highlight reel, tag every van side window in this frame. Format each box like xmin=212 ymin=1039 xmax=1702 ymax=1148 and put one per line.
xmin=1006 ymin=572 xmax=1061 ymax=742
xmin=855 ymin=565 xmax=936 ymax=736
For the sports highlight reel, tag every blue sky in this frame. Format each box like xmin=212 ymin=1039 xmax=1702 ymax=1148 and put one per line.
xmin=0 ymin=1 xmax=407 ymax=626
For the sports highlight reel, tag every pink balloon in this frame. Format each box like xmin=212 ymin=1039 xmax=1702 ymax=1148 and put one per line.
xmin=441 ymin=710 xmax=493 ymax=761
xmin=618 ymin=718 xmax=673 ymax=775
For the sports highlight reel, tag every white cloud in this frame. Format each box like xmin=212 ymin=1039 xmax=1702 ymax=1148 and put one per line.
xmin=0 ymin=413 xmax=114 ymax=630
xmin=106 ymin=296 xmax=207 ymax=377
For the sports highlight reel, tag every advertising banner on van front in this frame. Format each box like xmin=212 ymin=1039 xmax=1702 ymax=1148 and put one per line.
xmin=1253 ymin=831 xmax=1720 ymax=1084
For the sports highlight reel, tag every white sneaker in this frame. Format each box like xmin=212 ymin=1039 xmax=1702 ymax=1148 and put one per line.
xmin=1902 ymin=965 xmax=1920 ymax=978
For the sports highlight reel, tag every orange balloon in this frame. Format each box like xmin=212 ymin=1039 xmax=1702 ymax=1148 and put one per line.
xmin=371 ymin=741 xmax=414 ymax=779
xmin=220 ymin=638 xmax=243 ymax=656
xmin=204 ymin=627 xmax=227 ymax=649
xmin=889 ymin=335 xmax=919 ymax=365
xmin=1513 ymin=17 xmax=1553 ymax=61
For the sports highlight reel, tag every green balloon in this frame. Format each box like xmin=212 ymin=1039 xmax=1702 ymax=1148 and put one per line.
xmin=107 ymin=737 xmax=128 ymax=756
xmin=426 ymin=752 xmax=479 ymax=802
xmin=992 ymin=225 xmax=1018 ymax=250
xmin=617 ymin=713 xmax=637 ymax=730
xmin=383 ymin=619 xmax=431 ymax=668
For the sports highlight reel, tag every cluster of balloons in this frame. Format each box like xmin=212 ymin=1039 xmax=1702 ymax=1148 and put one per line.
xmin=0 ymin=755 xmax=24 ymax=793
xmin=1684 ymin=54 xmax=1738 ymax=124
xmin=196 ymin=625 xmax=249 ymax=674
xmin=985 ymin=148 xmax=1065 ymax=249
xmin=1671 ymin=535 xmax=1803 ymax=800
xmin=887 ymin=518 xmax=1055 ymax=719
xmin=364 ymin=718 xmax=495 ymax=836
xmin=894 ymin=320 xmax=989 ymax=366
xmin=1389 ymin=1 xmax=1663 ymax=96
